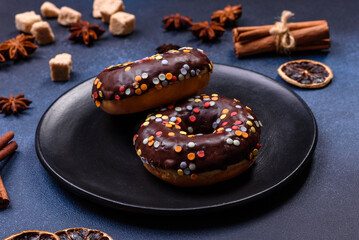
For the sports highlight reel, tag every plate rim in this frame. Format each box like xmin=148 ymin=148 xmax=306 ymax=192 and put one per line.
xmin=35 ymin=63 xmax=318 ymax=214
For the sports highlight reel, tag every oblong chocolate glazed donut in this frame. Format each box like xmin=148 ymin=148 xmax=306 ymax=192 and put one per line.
xmin=134 ymin=94 xmax=262 ymax=187
xmin=92 ymin=47 xmax=213 ymax=114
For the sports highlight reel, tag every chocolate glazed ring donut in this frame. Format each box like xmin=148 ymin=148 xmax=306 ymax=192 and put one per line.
xmin=134 ymin=94 xmax=262 ymax=187
xmin=92 ymin=47 xmax=213 ymax=115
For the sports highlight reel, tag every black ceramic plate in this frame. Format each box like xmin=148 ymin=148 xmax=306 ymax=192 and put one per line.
xmin=35 ymin=64 xmax=317 ymax=214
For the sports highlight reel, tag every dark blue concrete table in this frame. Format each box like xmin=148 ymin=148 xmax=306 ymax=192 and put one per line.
xmin=1 ymin=0 xmax=358 ymax=239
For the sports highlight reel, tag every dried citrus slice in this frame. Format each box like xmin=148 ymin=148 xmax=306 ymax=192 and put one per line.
xmin=278 ymin=59 xmax=333 ymax=88
xmin=55 ymin=227 xmax=113 ymax=240
xmin=3 ymin=230 xmax=60 ymax=240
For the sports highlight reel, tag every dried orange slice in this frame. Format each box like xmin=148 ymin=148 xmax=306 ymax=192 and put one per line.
xmin=55 ymin=227 xmax=113 ymax=240
xmin=3 ymin=230 xmax=60 ymax=240
xmin=278 ymin=59 xmax=333 ymax=88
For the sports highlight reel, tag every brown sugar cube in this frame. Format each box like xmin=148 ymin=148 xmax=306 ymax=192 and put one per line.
xmin=40 ymin=1 xmax=60 ymax=18
xmin=30 ymin=21 xmax=55 ymax=45
xmin=93 ymin=0 xmax=107 ymax=18
xmin=15 ymin=11 xmax=42 ymax=33
xmin=100 ymin=0 xmax=125 ymax=23
xmin=49 ymin=53 xmax=72 ymax=82
xmin=109 ymin=12 xmax=135 ymax=35
xmin=57 ymin=6 xmax=82 ymax=26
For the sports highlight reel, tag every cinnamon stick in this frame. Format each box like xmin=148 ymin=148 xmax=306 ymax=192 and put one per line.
xmin=0 ymin=176 xmax=10 ymax=209
xmin=233 ymin=21 xmax=330 ymax=57
xmin=0 ymin=131 xmax=14 ymax=150
xmin=0 ymin=141 xmax=18 ymax=161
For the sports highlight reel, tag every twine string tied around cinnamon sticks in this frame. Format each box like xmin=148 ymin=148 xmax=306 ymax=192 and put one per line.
xmin=269 ymin=10 xmax=296 ymax=53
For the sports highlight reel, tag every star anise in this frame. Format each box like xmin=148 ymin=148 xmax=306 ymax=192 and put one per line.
xmin=0 ymin=34 xmax=38 ymax=60
xmin=0 ymin=94 xmax=32 ymax=115
xmin=68 ymin=19 xmax=105 ymax=45
xmin=156 ymin=43 xmax=181 ymax=53
xmin=191 ymin=21 xmax=225 ymax=42
xmin=162 ymin=13 xmax=192 ymax=30
xmin=211 ymin=4 xmax=242 ymax=26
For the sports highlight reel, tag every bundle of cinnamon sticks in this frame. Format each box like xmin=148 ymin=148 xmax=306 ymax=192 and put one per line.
xmin=232 ymin=20 xmax=330 ymax=57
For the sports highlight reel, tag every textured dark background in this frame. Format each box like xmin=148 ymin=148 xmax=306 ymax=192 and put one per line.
xmin=1 ymin=0 xmax=358 ymax=239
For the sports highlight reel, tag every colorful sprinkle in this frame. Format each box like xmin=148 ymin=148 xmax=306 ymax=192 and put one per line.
xmin=235 ymin=131 xmax=242 ymax=136
xmin=183 ymin=64 xmax=190 ymax=70
xmin=251 ymin=127 xmax=256 ymax=133
xmin=135 ymin=75 xmax=142 ymax=82
xmin=209 ymin=101 xmax=216 ymax=106
xmin=180 ymin=162 xmax=187 ymax=169
xmin=141 ymin=73 xmax=148 ymax=79
xmin=125 ymin=66 xmax=131 ymax=71
xmin=178 ymin=74 xmax=185 ymax=81
xmin=135 ymin=89 xmax=142 ymax=95
xmin=187 ymin=153 xmax=195 ymax=160
xmin=233 ymin=140 xmax=240 ymax=146
xmin=242 ymin=132 xmax=249 ymax=138
xmin=94 ymin=78 xmax=99 ymax=85
xmin=189 ymin=116 xmax=196 ymax=122
xmin=204 ymin=102 xmax=210 ymax=108
xmin=188 ymin=142 xmax=195 ymax=148
xmin=175 ymin=107 xmax=182 ymax=111
xmin=155 ymin=84 xmax=162 ymax=90
xmin=175 ymin=146 xmax=182 ymax=152
xmin=125 ymin=88 xmax=131 ymax=95
xmin=177 ymin=169 xmax=184 ymax=176
xmin=143 ymin=121 xmax=149 ymax=126
xmin=168 ymin=132 xmax=175 ymax=136
xmin=119 ymin=86 xmax=125 ymax=92
xmin=159 ymin=73 xmax=166 ymax=81
xmin=96 ymin=82 xmax=102 ymax=89
xmin=253 ymin=148 xmax=259 ymax=156
xmin=246 ymin=121 xmax=253 ymax=126
xmin=240 ymin=126 xmax=247 ymax=132
xmin=180 ymin=68 xmax=187 ymax=75
xmin=222 ymin=109 xmax=229 ymax=114
xmin=161 ymin=59 xmax=168 ymax=65
xmin=156 ymin=131 xmax=162 ymax=136
xmin=197 ymin=151 xmax=205 ymax=158
xmin=193 ymin=108 xmax=200 ymax=113
xmin=190 ymin=174 xmax=198 ymax=180
xmin=180 ymin=131 xmax=187 ymax=135
xmin=143 ymin=138 xmax=148 ymax=144
xmin=95 ymin=100 xmax=101 ymax=107
xmin=189 ymin=163 xmax=196 ymax=171
xmin=152 ymin=78 xmax=160 ymax=84
xmin=148 ymin=141 xmax=154 ymax=147
xmin=220 ymin=114 xmax=226 ymax=120
xmin=188 ymin=126 xmax=193 ymax=133
xmin=137 ymin=149 xmax=141 ymax=156
xmin=140 ymin=84 xmax=148 ymax=91
xmin=166 ymin=73 xmax=173 ymax=80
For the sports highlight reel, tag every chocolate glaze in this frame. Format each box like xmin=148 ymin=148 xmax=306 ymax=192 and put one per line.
xmin=134 ymin=95 xmax=262 ymax=175
xmin=91 ymin=47 xmax=212 ymax=103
